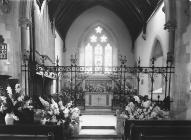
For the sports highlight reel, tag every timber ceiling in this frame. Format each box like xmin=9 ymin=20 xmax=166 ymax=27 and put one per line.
xmin=47 ymin=0 xmax=162 ymax=41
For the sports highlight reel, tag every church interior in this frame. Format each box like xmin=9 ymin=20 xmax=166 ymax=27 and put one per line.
xmin=1 ymin=0 xmax=191 ymax=140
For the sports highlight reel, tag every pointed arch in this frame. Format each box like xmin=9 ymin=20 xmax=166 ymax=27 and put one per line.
xmin=149 ymin=38 xmax=165 ymax=100
xmin=80 ymin=23 xmax=116 ymax=73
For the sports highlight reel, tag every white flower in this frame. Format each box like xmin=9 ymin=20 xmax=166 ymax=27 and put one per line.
xmin=64 ymin=108 xmax=69 ymax=117
xmin=125 ymin=106 xmax=131 ymax=113
xmin=51 ymin=115 xmax=57 ymax=122
xmin=12 ymin=114 xmax=19 ymax=121
xmin=15 ymin=84 xmax=21 ymax=93
xmin=134 ymin=96 xmax=140 ymax=103
xmin=150 ymin=111 xmax=157 ymax=118
xmin=17 ymin=95 xmax=24 ymax=101
xmin=53 ymin=109 xmax=60 ymax=115
xmin=48 ymin=110 xmax=53 ymax=115
xmin=139 ymin=114 xmax=144 ymax=119
xmin=39 ymin=97 xmax=50 ymax=108
xmin=129 ymin=102 xmax=135 ymax=110
xmin=0 ymin=96 xmax=6 ymax=102
xmin=142 ymin=100 xmax=151 ymax=108
xmin=51 ymin=98 xmax=58 ymax=108
xmin=41 ymin=118 xmax=48 ymax=125
xmin=58 ymin=101 xmax=65 ymax=110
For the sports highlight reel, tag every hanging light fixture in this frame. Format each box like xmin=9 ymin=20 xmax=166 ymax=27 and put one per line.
xmin=0 ymin=35 xmax=7 ymax=59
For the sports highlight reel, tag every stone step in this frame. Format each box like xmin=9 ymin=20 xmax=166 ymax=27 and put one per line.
xmin=71 ymin=134 xmax=122 ymax=140
xmin=81 ymin=126 xmax=115 ymax=129
xmin=85 ymin=106 xmax=112 ymax=109
xmin=79 ymin=129 xmax=117 ymax=135
xmin=81 ymin=108 xmax=115 ymax=115
xmin=81 ymin=111 xmax=115 ymax=115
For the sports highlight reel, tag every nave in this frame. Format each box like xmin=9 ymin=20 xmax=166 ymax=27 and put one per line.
xmin=1 ymin=0 xmax=191 ymax=140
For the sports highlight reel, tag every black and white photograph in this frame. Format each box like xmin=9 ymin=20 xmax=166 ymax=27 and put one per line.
xmin=0 ymin=0 xmax=190 ymax=140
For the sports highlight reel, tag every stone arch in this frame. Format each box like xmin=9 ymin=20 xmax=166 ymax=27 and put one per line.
xmin=65 ymin=5 xmax=133 ymax=66
xmin=149 ymin=38 xmax=165 ymax=100
xmin=150 ymin=38 xmax=164 ymax=66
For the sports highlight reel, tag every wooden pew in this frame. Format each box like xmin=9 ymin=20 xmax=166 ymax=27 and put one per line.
xmin=0 ymin=124 xmax=66 ymax=140
xmin=0 ymin=133 xmax=54 ymax=140
xmin=139 ymin=134 xmax=191 ymax=140
xmin=124 ymin=120 xmax=191 ymax=140
xmin=135 ymin=125 xmax=191 ymax=140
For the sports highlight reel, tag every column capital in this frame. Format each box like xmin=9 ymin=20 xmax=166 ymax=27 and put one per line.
xmin=18 ymin=17 xmax=32 ymax=29
xmin=164 ymin=21 xmax=176 ymax=31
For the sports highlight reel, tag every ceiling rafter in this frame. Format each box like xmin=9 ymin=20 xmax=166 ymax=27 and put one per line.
xmin=49 ymin=0 xmax=161 ymax=41
xmin=128 ymin=0 xmax=145 ymax=21
xmin=56 ymin=1 xmax=76 ymax=26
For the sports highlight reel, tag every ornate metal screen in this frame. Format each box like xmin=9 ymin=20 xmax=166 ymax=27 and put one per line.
xmin=0 ymin=35 xmax=7 ymax=59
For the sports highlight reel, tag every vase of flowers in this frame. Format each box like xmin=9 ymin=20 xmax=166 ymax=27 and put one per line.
xmin=4 ymin=113 xmax=19 ymax=125
xmin=5 ymin=113 xmax=14 ymax=125
xmin=0 ymin=84 xmax=33 ymax=124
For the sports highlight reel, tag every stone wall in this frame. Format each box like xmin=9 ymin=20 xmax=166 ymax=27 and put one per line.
xmin=0 ymin=0 xmax=21 ymax=80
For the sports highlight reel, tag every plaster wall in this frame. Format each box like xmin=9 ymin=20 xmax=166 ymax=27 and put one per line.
xmin=0 ymin=1 xmax=21 ymax=80
xmin=134 ymin=3 xmax=169 ymax=98
xmin=34 ymin=0 xmax=55 ymax=66
xmin=55 ymin=30 xmax=64 ymax=66
xmin=65 ymin=6 xmax=134 ymax=67
xmin=54 ymin=30 xmax=64 ymax=93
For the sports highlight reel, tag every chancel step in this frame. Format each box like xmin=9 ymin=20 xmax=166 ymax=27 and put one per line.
xmin=81 ymin=126 xmax=115 ymax=129
xmin=71 ymin=134 xmax=122 ymax=140
xmin=81 ymin=108 xmax=115 ymax=115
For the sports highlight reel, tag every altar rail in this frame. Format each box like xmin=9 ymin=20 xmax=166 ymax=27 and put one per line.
xmin=124 ymin=120 xmax=191 ymax=140
xmin=0 ymin=124 xmax=70 ymax=140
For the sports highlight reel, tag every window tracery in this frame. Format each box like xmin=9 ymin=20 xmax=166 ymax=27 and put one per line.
xmin=84 ymin=25 xmax=112 ymax=73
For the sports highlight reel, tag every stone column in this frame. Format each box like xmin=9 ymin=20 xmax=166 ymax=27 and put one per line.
xmin=164 ymin=0 xmax=191 ymax=119
xmin=163 ymin=0 xmax=176 ymax=116
xmin=19 ymin=17 xmax=31 ymax=56
xmin=18 ymin=17 xmax=31 ymax=95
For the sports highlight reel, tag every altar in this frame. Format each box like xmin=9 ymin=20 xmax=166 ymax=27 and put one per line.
xmin=84 ymin=75 xmax=113 ymax=107
xmin=85 ymin=92 xmax=113 ymax=106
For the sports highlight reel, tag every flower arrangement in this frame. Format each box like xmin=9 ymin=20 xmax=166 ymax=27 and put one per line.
xmin=0 ymin=84 xmax=33 ymax=124
xmin=119 ymin=95 xmax=169 ymax=120
xmin=36 ymin=96 xmax=80 ymax=126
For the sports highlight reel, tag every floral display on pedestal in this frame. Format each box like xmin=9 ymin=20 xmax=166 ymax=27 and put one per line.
xmin=36 ymin=96 xmax=80 ymax=126
xmin=35 ymin=95 xmax=80 ymax=137
xmin=0 ymin=84 xmax=33 ymax=125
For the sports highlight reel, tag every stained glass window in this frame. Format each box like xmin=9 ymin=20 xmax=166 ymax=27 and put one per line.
xmin=85 ymin=43 xmax=93 ymax=72
xmin=85 ymin=25 xmax=112 ymax=73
